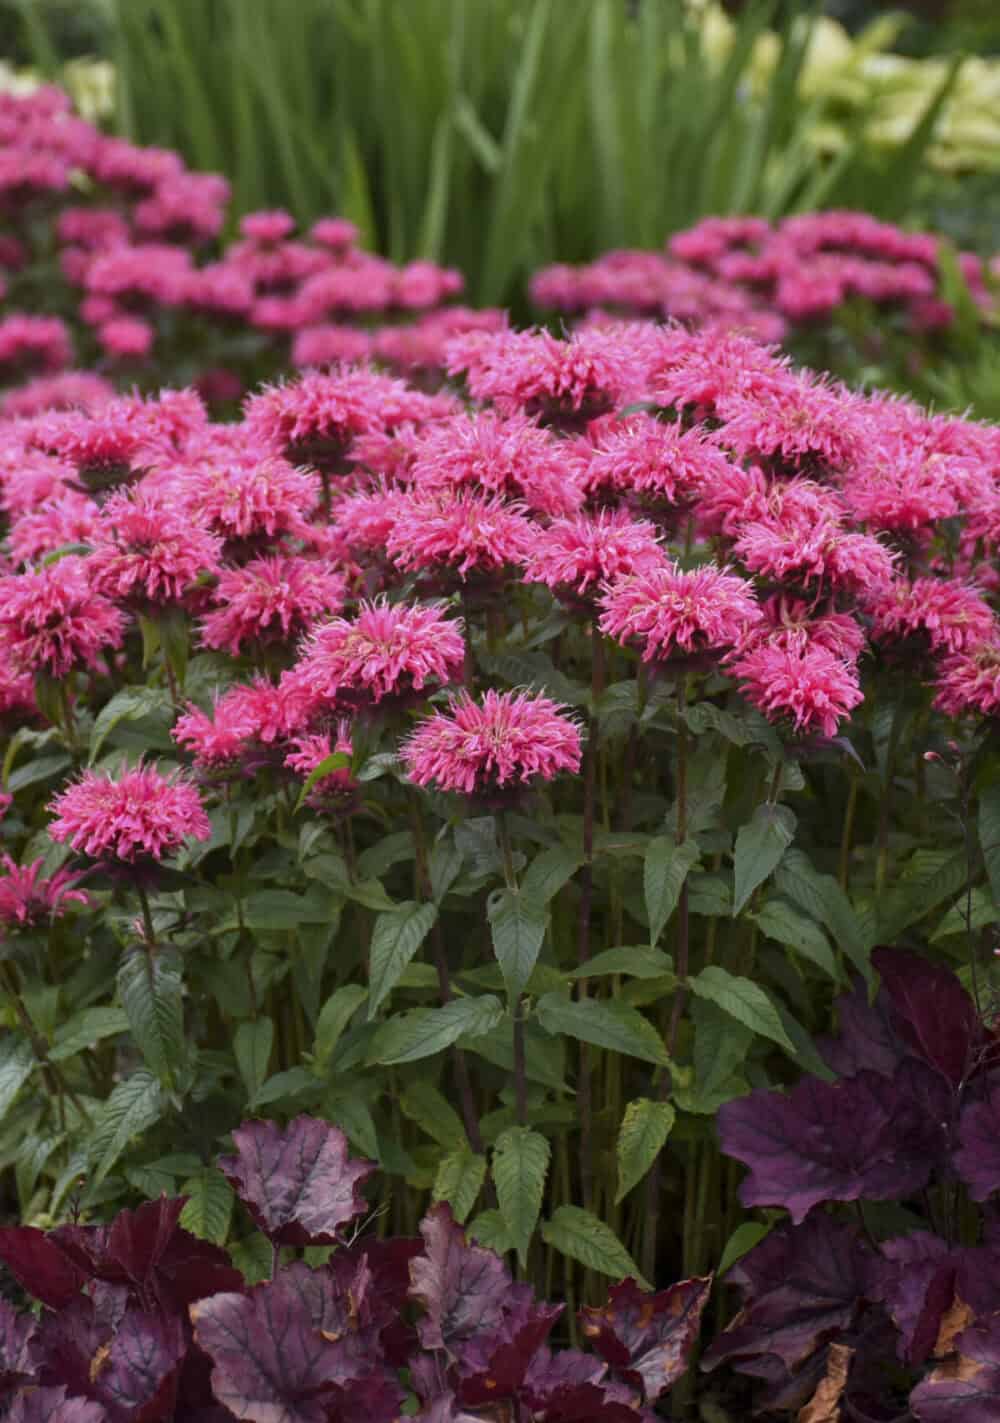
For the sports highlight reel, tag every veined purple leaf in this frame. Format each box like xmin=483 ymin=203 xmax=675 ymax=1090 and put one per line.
xmin=5 ymin=1386 xmax=108 ymax=1423
xmin=910 ymin=1317 xmax=1000 ymax=1422
xmin=409 ymin=1203 xmax=511 ymax=1359
xmin=874 ymin=1232 xmax=956 ymax=1366
xmin=520 ymin=1347 xmax=651 ymax=1422
xmin=872 ymin=946 xmax=981 ymax=1086
xmin=702 ymin=1215 xmax=879 ymax=1374
xmin=819 ymin=974 xmax=903 ymax=1079
xmin=718 ymin=1060 xmax=951 ymax=1223
xmin=218 ymin=1116 xmax=376 ymax=1246
xmin=0 ymin=1299 xmax=38 ymax=1398
xmin=0 ymin=1226 xmax=87 ymax=1308
xmin=36 ymin=1300 xmax=185 ymax=1423
xmin=579 ymin=1276 xmax=711 ymax=1403
xmin=413 ymin=1397 xmax=482 ymax=1423
xmin=956 ymin=1095 xmax=1000 ymax=1202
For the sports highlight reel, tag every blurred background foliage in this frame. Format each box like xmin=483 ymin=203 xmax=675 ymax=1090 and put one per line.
xmin=2 ymin=0 xmax=998 ymax=308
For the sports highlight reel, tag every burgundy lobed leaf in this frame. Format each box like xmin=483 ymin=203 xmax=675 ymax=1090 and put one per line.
xmin=413 ymin=1396 xmax=482 ymax=1423
xmin=818 ymin=974 xmax=904 ymax=1079
xmin=5 ymin=1386 xmax=109 ymax=1423
xmin=217 ymin=1116 xmax=376 ymax=1247
xmin=519 ymin=1348 xmax=653 ymax=1422
xmin=409 ymin=1203 xmax=512 ymax=1359
xmin=872 ymin=946 xmax=982 ymax=1087
xmin=910 ymin=1316 xmax=1000 ymax=1422
xmin=0 ymin=1226 xmax=87 ymax=1308
xmin=718 ymin=1059 xmax=952 ymax=1223
xmin=0 ymin=1298 xmax=39 ymax=1398
xmin=37 ymin=1300 xmax=186 ymax=1423
xmin=578 ymin=1275 xmax=711 ymax=1402
xmin=702 ymin=1214 xmax=880 ymax=1375
xmin=955 ymin=1095 xmax=1000 ymax=1202
xmin=455 ymin=1288 xmax=563 ymax=1409
xmin=873 ymin=1232 xmax=956 ymax=1366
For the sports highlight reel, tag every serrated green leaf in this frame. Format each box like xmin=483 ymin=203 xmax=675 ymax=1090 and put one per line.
xmin=179 ymin=1169 xmax=234 ymax=1245
xmin=89 ymin=687 xmax=171 ymax=764
xmin=753 ymin=899 xmax=839 ymax=980
xmin=980 ymin=783 xmax=1000 ymax=907
xmin=117 ymin=947 xmax=184 ymax=1089
xmin=429 ymin=841 xmax=463 ymax=902
xmin=468 ymin=1208 xmax=514 ymax=1254
xmin=520 ymin=845 xmax=581 ymax=906
xmin=251 ymin=1067 xmax=321 ymax=1109
xmin=433 ymin=1148 xmax=487 ymax=1225
xmin=571 ymin=945 xmax=674 ymax=981
xmin=774 ymin=849 xmax=871 ymax=981
xmin=234 ymin=1018 xmax=273 ymax=1102
xmin=401 ymin=1081 xmax=467 ymax=1150
xmin=644 ymin=835 xmax=700 ymax=945
xmin=369 ymin=996 xmax=504 ymax=1066
xmin=689 ymin=966 xmax=797 ymax=1055
xmin=876 ymin=850 xmax=969 ymax=944
xmin=313 ymin=985 xmax=368 ymax=1071
xmin=89 ymin=1069 xmax=163 ymax=1187
xmin=50 ymin=1007 xmax=129 ymax=1062
xmin=7 ymin=753 xmax=72 ymax=793
xmin=536 ymin=993 xmax=668 ymax=1066
xmin=615 ymin=1097 xmax=674 ymax=1204
xmin=542 ymin=1205 xmax=650 ymax=1288
xmin=493 ymin=1126 xmax=550 ymax=1267
xmin=733 ymin=804 xmax=796 ymax=915
xmin=488 ymin=887 xmax=547 ymax=1001
xmin=368 ymin=901 xmax=438 ymax=1017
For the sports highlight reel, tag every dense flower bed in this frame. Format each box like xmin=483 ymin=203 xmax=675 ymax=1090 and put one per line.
xmin=3 ymin=83 xmax=1000 ymax=1422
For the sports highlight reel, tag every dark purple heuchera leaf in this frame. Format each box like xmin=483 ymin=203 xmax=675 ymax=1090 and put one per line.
xmin=873 ymin=1232 xmax=955 ymax=1366
xmin=872 ymin=946 xmax=982 ymax=1087
xmin=578 ymin=1275 xmax=711 ymax=1403
xmin=718 ymin=1060 xmax=952 ymax=1223
xmin=190 ymin=1267 xmax=402 ymax=1423
xmin=36 ymin=1299 xmax=186 ymax=1423
xmin=0 ymin=1226 xmax=87 ymax=1308
xmin=702 ymin=1215 xmax=880 ymax=1376
xmin=409 ymin=1203 xmax=512 ymax=1359
xmin=0 ymin=1298 xmax=38 ymax=1397
xmin=819 ymin=974 xmax=904 ymax=1080
xmin=520 ymin=1348 xmax=654 ymax=1423
xmin=5 ymin=1386 xmax=108 ymax=1423
xmin=910 ymin=1316 xmax=1000 ymax=1422
xmin=218 ymin=1116 xmax=376 ymax=1247
xmin=455 ymin=1287 xmax=563 ymax=1409
xmin=955 ymin=1095 xmax=1000 ymax=1202
xmin=413 ymin=1397 xmax=482 ymax=1423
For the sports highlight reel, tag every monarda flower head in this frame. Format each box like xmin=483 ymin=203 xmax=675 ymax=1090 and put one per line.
xmin=384 ymin=489 xmax=535 ymax=583
xmin=0 ymin=314 xmax=72 ymax=376
xmin=172 ymin=678 xmax=293 ymax=772
xmin=599 ymin=561 xmax=761 ymax=664
xmin=0 ymin=856 xmax=91 ymax=928
xmin=8 ymin=492 xmax=100 ymax=566
xmin=733 ymin=514 xmax=896 ymax=597
xmin=200 ymin=555 xmax=347 ymax=655
xmin=934 ymin=642 xmax=1000 ymax=720
xmin=0 ymin=370 xmax=114 ymax=419
xmin=584 ymin=416 xmax=731 ymax=511
xmin=713 ymin=369 xmax=868 ymax=472
xmin=730 ymin=639 xmax=863 ymax=740
xmin=0 ymin=556 xmax=126 ymax=678
xmin=523 ymin=509 xmax=663 ymax=610
xmin=174 ymin=456 xmax=319 ymax=552
xmin=286 ymin=598 xmax=465 ymax=715
xmin=406 ymin=411 xmax=585 ymax=516
xmin=402 ymin=689 xmax=582 ymax=797
xmin=284 ymin=724 xmax=358 ymax=817
xmin=866 ymin=577 xmax=997 ymax=656
xmin=87 ymin=488 xmax=223 ymax=608
xmin=48 ymin=763 xmax=211 ymax=863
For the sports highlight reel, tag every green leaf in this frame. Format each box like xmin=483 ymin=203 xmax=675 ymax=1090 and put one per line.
xmin=468 ymin=1208 xmax=514 ymax=1255
xmin=236 ymin=887 xmax=339 ymax=929
xmin=689 ymin=966 xmax=797 ymax=1055
xmin=536 ymin=993 xmax=668 ymax=1066
xmin=400 ymin=1081 xmax=467 ymax=1150
xmin=753 ymin=899 xmax=839 ymax=980
xmin=429 ymin=841 xmax=464 ymax=903
xmin=295 ymin=751 xmax=352 ymax=810
xmin=571 ymin=945 xmax=674 ymax=981
xmin=50 ymin=1007 xmax=129 ymax=1062
xmin=644 ymin=835 xmax=699 ymax=945
xmin=117 ymin=947 xmax=185 ymax=1090
xmin=876 ymin=850 xmax=969 ymax=944
xmin=520 ymin=845 xmax=581 ymax=905
xmin=313 ymin=985 xmax=368 ymax=1070
xmin=433 ymin=1148 xmax=487 ymax=1225
xmin=7 ymin=753 xmax=72 ymax=793
xmin=179 ymin=1169 xmax=234 ymax=1245
xmin=488 ymin=887 xmax=547 ymax=1001
xmin=717 ymin=1220 xmax=771 ymax=1278
xmin=733 ymin=804 xmax=796 ymax=915
xmin=368 ymin=901 xmax=438 ymax=1018
xmin=89 ymin=687 xmax=172 ymax=764
xmin=0 ymin=1036 xmax=34 ymax=1122
xmin=774 ymin=849 xmax=871 ymax=981
xmin=541 ymin=1205 xmax=650 ymax=1289
xmin=89 ymin=1069 xmax=163 ymax=1187
xmin=492 ymin=1126 xmax=550 ymax=1267
xmin=251 ymin=1067 xmax=322 ymax=1109
xmin=234 ymin=1019 xmax=273 ymax=1102
xmin=369 ymin=996 xmax=504 ymax=1066
xmin=615 ymin=1097 xmax=675 ymax=1204
xmin=980 ymin=783 xmax=1000 ymax=907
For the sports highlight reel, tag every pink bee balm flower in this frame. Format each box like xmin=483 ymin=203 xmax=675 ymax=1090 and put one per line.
xmin=8 ymin=492 xmax=100 ymax=566
xmin=866 ymin=578 xmax=997 ymax=656
xmin=48 ymin=764 xmax=211 ymax=862
xmin=175 ymin=456 xmax=319 ymax=547
xmin=332 ymin=486 xmax=405 ymax=555
xmin=200 ymin=556 xmax=347 ymax=655
xmin=934 ymin=642 xmax=1000 ymax=719
xmin=733 ymin=516 xmax=895 ymax=596
xmin=715 ymin=370 xmax=867 ymax=471
xmin=452 ymin=327 xmax=638 ymax=426
xmin=172 ymin=678 xmax=293 ymax=769
xmin=403 ymin=689 xmax=582 ymax=795
xmin=407 ymin=412 xmax=585 ymax=516
xmin=284 ymin=724 xmax=358 ymax=816
xmin=585 ymin=416 xmax=731 ymax=507
xmin=384 ymin=489 xmax=535 ymax=580
xmin=524 ymin=510 xmax=663 ymax=605
xmin=0 ymin=855 xmax=91 ymax=928
xmin=599 ymin=561 xmax=761 ymax=662
xmin=288 ymin=599 xmax=465 ymax=713
xmin=731 ymin=640 xmax=863 ymax=740
xmin=87 ymin=489 xmax=223 ymax=607
xmin=0 ymin=371 xmax=114 ymax=419
xmin=0 ymin=556 xmax=126 ymax=677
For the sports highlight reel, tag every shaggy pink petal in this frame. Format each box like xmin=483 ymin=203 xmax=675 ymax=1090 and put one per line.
xmin=0 ymin=855 xmax=91 ymax=927
xmin=714 ymin=370 xmax=868 ymax=470
xmin=201 ymin=556 xmax=347 ymax=655
xmin=403 ymin=689 xmax=581 ymax=794
xmin=585 ymin=416 xmax=732 ymax=504
xmin=0 ymin=371 xmax=114 ymax=419
xmin=172 ymin=679 xmax=290 ymax=766
xmin=867 ymin=578 xmax=998 ymax=655
xmin=8 ymin=492 xmax=100 ymax=566
xmin=934 ymin=643 xmax=1000 ymax=719
xmin=0 ymin=556 xmax=126 ymax=677
xmin=732 ymin=640 xmax=863 ymax=739
xmin=175 ymin=457 xmax=320 ymax=544
xmin=524 ymin=510 xmax=664 ymax=600
xmin=48 ymin=764 xmax=210 ymax=862
xmin=599 ymin=561 xmax=761 ymax=661
xmin=385 ymin=489 xmax=535 ymax=579
xmin=734 ymin=516 xmax=896 ymax=594
xmin=88 ymin=488 xmax=222 ymax=606
xmin=451 ymin=328 xmax=640 ymax=421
